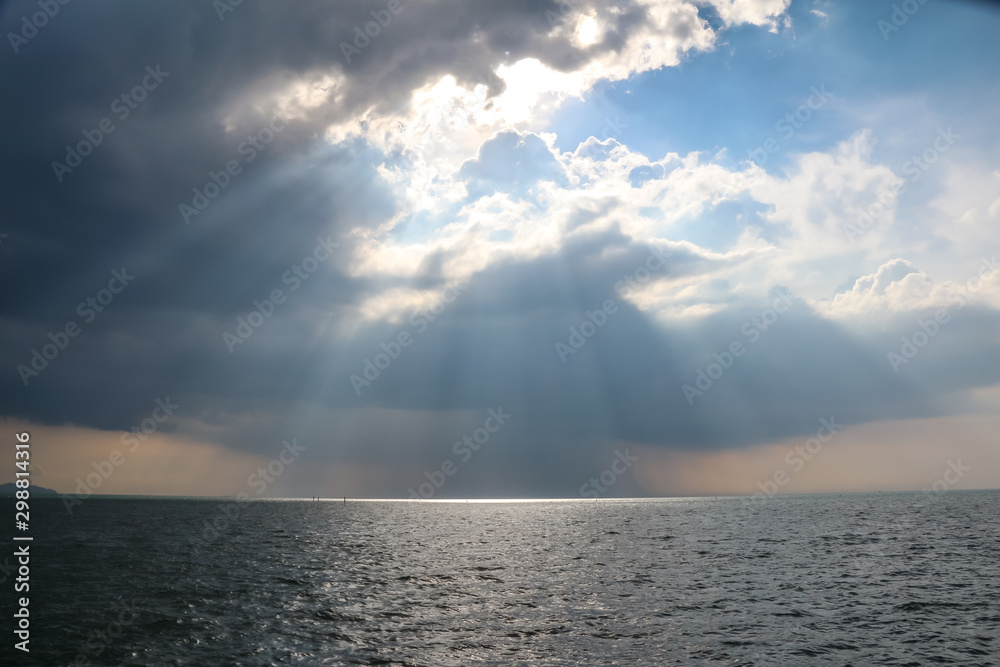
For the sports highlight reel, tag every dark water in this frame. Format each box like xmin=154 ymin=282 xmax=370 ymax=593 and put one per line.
xmin=3 ymin=492 xmax=998 ymax=665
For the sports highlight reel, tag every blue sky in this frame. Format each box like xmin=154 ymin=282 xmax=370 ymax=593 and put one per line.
xmin=2 ymin=0 xmax=999 ymax=499
xmin=552 ymin=0 xmax=1000 ymax=167
xmin=547 ymin=1 xmax=1000 ymax=262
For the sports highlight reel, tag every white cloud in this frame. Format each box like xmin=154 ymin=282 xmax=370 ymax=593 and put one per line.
xmin=701 ymin=0 xmax=792 ymax=29
xmin=927 ymin=165 xmax=1000 ymax=252
xmin=826 ymin=255 xmax=1000 ymax=318
xmin=749 ymin=130 xmax=902 ymax=253
xmin=827 ymin=258 xmax=930 ymax=316
xmin=226 ymin=1 xmax=990 ymax=332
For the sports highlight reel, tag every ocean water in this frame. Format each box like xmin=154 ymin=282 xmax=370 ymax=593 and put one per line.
xmin=4 ymin=492 xmax=999 ymax=665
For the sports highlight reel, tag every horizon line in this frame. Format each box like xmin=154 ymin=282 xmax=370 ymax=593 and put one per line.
xmin=9 ymin=488 xmax=999 ymax=502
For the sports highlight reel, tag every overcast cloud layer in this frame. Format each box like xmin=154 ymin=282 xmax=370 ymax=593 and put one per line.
xmin=2 ymin=0 xmax=999 ymax=498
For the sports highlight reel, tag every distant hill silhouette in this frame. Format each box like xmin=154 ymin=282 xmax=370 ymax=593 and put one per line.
xmin=0 ymin=482 xmax=58 ymax=495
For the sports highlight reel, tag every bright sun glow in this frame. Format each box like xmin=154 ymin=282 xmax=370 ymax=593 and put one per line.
xmin=576 ymin=16 xmax=600 ymax=46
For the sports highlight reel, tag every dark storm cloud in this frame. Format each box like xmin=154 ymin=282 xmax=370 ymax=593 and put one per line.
xmin=0 ymin=0 xmax=651 ymax=317
xmin=0 ymin=0 xmax=648 ymax=423
xmin=326 ymin=237 xmax=960 ymax=448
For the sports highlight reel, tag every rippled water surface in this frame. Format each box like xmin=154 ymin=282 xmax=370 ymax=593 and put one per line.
xmin=11 ymin=492 xmax=1000 ymax=665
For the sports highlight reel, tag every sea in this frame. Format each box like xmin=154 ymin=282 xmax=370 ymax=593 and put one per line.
xmin=3 ymin=491 xmax=998 ymax=665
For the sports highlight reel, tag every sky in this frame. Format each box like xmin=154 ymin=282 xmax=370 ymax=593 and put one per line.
xmin=1 ymin=0 xmax=999 ymax=500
